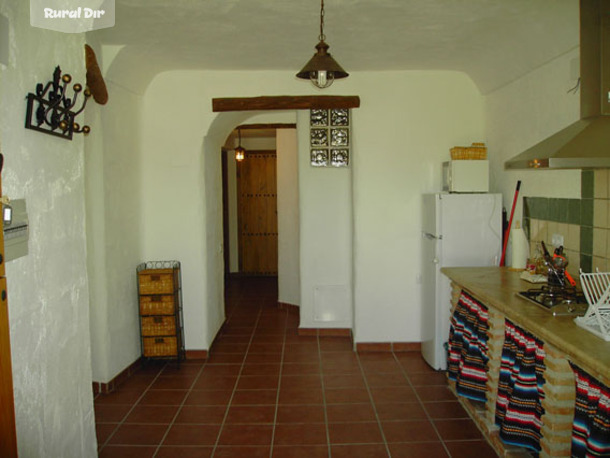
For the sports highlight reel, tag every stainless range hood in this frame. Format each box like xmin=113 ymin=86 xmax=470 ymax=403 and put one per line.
xmin=505 ymin=0 xmax=610 ymax=170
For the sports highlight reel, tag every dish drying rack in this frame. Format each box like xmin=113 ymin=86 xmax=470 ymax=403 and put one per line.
xmin=574 ymin=270 xmax=610 ymax=341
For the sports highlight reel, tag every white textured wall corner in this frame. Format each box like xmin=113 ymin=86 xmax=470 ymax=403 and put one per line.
xmin=482 ymin=0 xmax=580 ymax=222
xmin=485 ymin=48 xmax=582 ymax=216
xmin=0 ymin=1 xmax=96 ymax=456
xmin=87 ymin=74 xmax=144 ymax=383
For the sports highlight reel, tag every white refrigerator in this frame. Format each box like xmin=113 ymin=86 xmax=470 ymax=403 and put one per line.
xmin=421 ymin=193 xmax=502 ymax=370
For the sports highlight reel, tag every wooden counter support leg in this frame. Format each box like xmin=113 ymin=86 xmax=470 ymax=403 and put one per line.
xmin=540 ymin=344 xmax=576 ymax=458
xmin=485 ymin=308 xmax=505 ymax=427
xmin=449 ymin=283 xmax=462 ymax=310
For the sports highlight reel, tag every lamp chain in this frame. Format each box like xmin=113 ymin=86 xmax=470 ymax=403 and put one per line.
xmin=319 ymin=0 xmax=326 ymax=41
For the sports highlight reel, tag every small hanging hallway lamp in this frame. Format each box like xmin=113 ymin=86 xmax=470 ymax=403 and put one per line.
xmin=235 ymin=128 xmax=245 ymax=162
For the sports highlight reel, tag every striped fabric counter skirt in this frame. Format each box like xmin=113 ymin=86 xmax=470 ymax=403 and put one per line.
xmin=447 ymin=291 xmax=489 ymax=403
xmin=570 ymin=362 xmax=610 ymax=457
xmin=495 ymin=319 xmax=546 ymax=452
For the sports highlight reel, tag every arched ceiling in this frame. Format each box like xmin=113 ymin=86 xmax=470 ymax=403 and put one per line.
xmin=93 ymin=0 xmax=579 ymax=94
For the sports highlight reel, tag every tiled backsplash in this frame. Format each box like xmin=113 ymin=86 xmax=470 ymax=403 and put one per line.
xmin=523 ymin=170 xmax=610 ymax=276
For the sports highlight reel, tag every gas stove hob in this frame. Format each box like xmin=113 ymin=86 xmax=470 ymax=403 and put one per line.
xmin=517 ymin=285 xmax=589 ymax=316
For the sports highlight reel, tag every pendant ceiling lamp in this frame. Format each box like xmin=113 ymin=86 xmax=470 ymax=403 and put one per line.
xmin=296 ymin=0 xmax=348 ymax=89
xmin=235 ymin=128 xmax=245 ymax=162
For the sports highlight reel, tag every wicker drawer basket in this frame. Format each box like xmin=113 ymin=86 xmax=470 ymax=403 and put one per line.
xmin=142 ymin=336 xmax=178 ymax=357
xmin=141 ymin=315 xmax=176 ymax=336
xmin=138 ymin=268 xmax=175 ymax=295
xmin=140 ymin=295 xmax=175 ymax=315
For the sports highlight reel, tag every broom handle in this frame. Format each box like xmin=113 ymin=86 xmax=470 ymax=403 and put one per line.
xmin=500 ymin=181 xmax=521 ymax=266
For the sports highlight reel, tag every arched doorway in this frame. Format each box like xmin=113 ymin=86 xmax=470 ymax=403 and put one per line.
xmin=203 ymin=96 xmax=359 ymax=351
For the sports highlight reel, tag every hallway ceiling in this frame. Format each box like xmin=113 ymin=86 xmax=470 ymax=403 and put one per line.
xmin=94 ymin=0 xmax=579 ymax=94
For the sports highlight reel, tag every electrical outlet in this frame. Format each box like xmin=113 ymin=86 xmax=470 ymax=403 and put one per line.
xmin=552 ymin=233 xmax=564 ymax=248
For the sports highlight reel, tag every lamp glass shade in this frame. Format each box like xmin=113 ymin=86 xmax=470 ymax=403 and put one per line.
xmin=296 ymin=41 xmax=348 ymax=88
xmin=235 ymin=146 xmax=245 ymax=162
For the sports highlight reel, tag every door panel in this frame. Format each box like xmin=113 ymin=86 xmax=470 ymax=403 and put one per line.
xmin=0 ymin=154 xmax=17 ymax=456
xmin=237 ymin=151 xmax=278 ymax=275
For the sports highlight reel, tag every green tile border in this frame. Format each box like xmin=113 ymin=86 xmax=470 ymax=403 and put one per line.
xmin=581 ymin=226 xmax=593 ymax=255
xmin=524 ymin=196 xmax=576 ymax=223
xmin=582 ymin=170 xmax=594 ymax=199
xmin=581 ymin=199 xmax=594 ymax=227
xmin=580 ymin=254 xmax=592 ymax=273
xmin=520 ymin=171 xmax=603 ymax=272
xmin=567 ymin=199 xmax=581 ymax=225
xmin=549 ymin=198 xmax=560 ymax=222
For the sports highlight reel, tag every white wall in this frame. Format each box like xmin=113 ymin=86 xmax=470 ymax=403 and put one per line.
xmin=133 ymin=70 xmax=486 ymax=350
xmin=0 ymin=1 xmax=96 ymax=455
xmin=298 ymin=110 xmax=353 ymax=328
xmin=86 ymin=38 xmax=144 ymax=383
xmin=485 ymin=48 xmax=581 ymax=218
xmin=351 ymin=72 xmax=485 ymax=343
xmin=140 ymin=73 xmax=209 ymax=350
xmin=277 ymin=129 xmax=300 ymax=306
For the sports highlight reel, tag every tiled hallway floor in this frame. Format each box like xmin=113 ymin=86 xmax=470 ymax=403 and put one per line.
xmin=95 ymin=276 xmax=498 ymax=457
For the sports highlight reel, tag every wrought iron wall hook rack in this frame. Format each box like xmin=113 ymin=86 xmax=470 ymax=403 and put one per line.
xmin=25 ymin=66 xmax=91 ymax=140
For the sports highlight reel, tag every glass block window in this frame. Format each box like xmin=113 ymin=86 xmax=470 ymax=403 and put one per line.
xmin=310 ymin=109 xmax=350 ymax=167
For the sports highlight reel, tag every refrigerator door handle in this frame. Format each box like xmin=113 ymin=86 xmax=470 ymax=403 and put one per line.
xmin=423 ymin=232 xmax=442 ymax=240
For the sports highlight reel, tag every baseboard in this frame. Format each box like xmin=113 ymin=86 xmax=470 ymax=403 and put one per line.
xmin=185 ymin=350 xmax=208 ymax=360
xmin=356 ymin=342 xmax=421 ymax=353
xmin=392 ymin=342 xmax=421 ymax=352
xmin=278 ymin=301 xmax=299 ymax=312
xmin=92 ymin=357 xmax=143 ymax=395
xmin=298 ymin=328 xmax=352 ymax=337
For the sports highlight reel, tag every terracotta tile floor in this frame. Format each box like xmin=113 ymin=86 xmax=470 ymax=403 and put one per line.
xmin=95 ymin=277 xmax=499 ymax=457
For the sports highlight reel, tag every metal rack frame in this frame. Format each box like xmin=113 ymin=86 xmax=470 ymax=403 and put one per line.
xmin=575 ymin=270 xmax=610 ymax=341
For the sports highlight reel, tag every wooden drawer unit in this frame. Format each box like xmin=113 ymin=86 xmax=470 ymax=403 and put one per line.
xmin=142 ymin=337 xmax=178 ymax=358
xmin=136 ymin=261 xmax=184 ymax=362
xmin=139 ymin=294 xmax=175 ymax=315
xmin=141 ymin=315 xmax=176 ymax=337
xmin=138 ymin=268 xmax=176 ymax=295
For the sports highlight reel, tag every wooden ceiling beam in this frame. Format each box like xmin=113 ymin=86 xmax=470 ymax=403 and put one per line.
xmin=237 ymin=123 xmax=297 ymax=130
xmin=212 ymin=95 xmax=360 ymax=112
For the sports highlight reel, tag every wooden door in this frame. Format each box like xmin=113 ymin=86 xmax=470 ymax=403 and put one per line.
xmin=237 ymin=151 xmax=278 ymax=275
xmin=0 ymin=155 xmax=18 ymax=457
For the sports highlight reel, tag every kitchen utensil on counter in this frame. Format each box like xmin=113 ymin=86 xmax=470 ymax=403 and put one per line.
xmin=552 ymin=246 xmax=577 ymax=286
xmin=510 ymin=220 xmax=528 ymax=270
xmin=541 ymin=241 xmax=566 ymax=287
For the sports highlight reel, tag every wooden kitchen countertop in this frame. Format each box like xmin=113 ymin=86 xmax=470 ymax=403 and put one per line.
xmin=441 ymin=266 xmax=610 ymax=385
